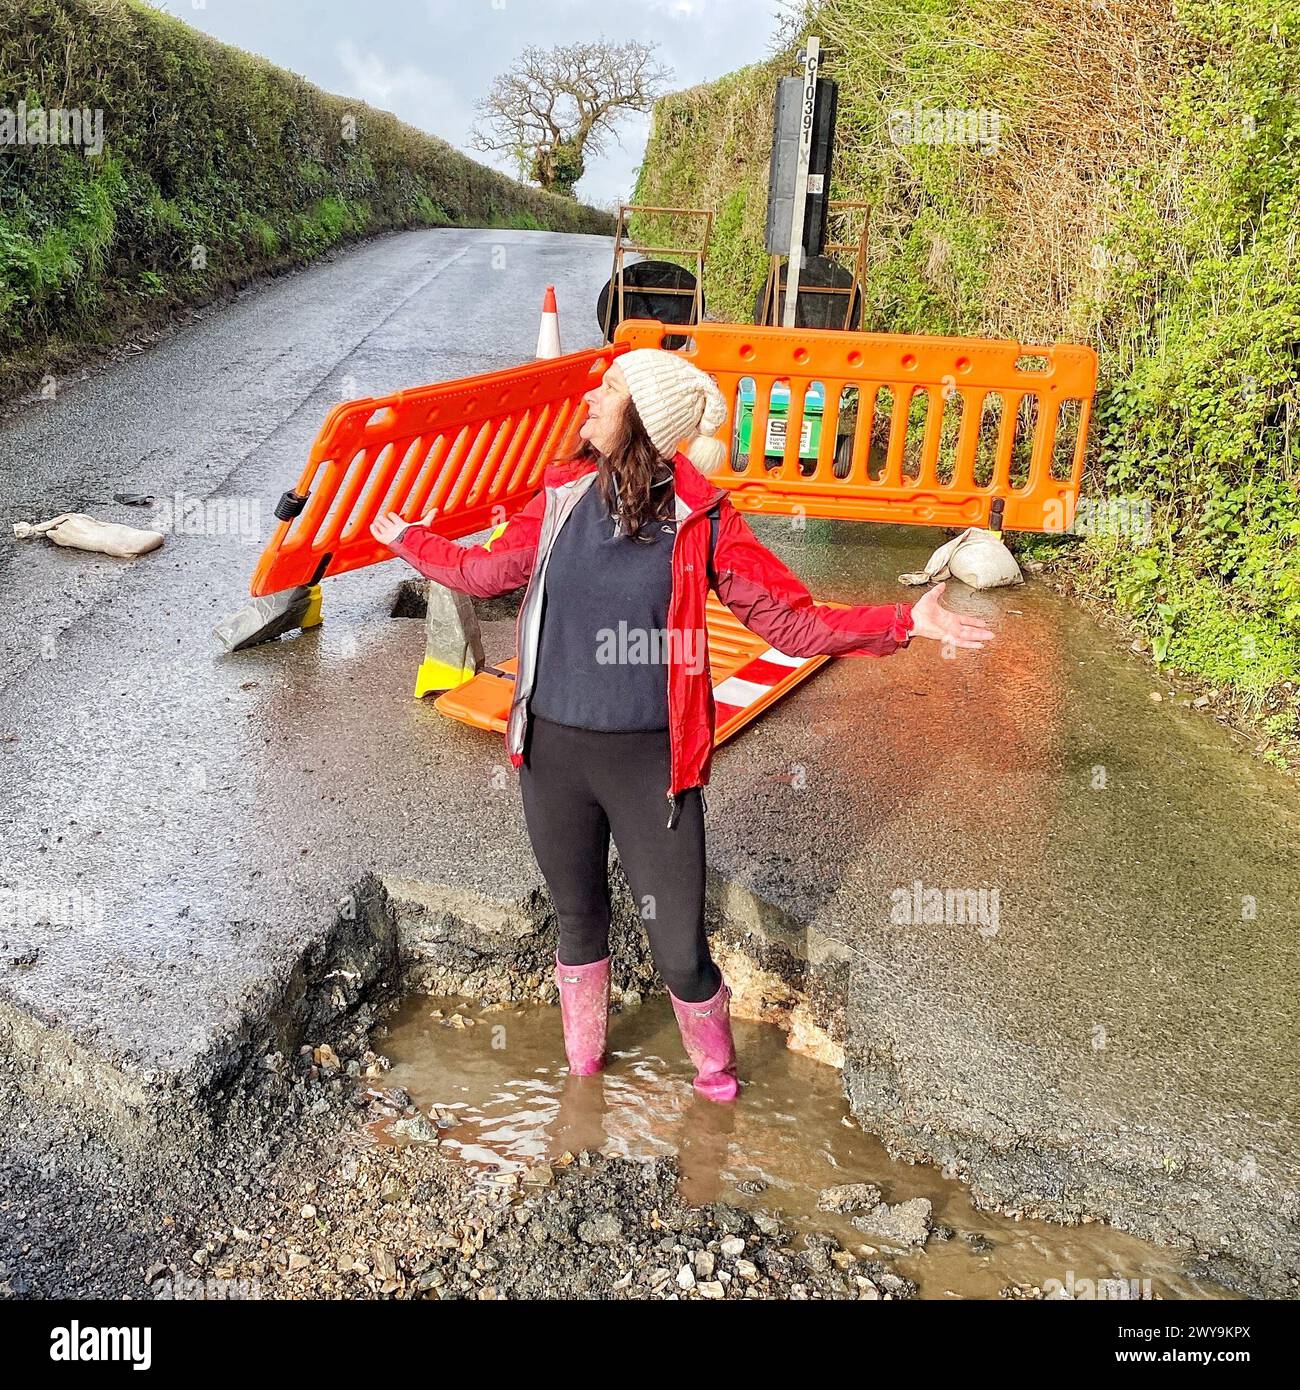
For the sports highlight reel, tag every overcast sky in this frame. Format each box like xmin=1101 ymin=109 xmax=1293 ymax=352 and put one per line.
xmin=165 ymin=0 xmax=790 ymax=206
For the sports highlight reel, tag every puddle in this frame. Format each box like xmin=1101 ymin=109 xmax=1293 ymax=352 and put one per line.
xmin=376 ymin=993 xmax=1235 ymax=1300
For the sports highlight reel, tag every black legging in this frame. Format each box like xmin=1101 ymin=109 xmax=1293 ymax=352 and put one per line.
xmin=519 ymin=716 xmax=722 ymax=1003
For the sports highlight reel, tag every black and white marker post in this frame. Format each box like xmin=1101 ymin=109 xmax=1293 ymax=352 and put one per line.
xmin=782 ymin=37 xmax=821 ymax=329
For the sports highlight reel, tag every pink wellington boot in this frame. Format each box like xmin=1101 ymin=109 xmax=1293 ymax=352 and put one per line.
xmin=555 ymin=951 xmax=611 ymax=1076
xmin=668 ymin=977 xmax=740 ymax=1102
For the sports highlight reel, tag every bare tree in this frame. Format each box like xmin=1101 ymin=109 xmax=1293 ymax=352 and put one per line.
xmin=471 ymin=41 xmax=673 ymax=198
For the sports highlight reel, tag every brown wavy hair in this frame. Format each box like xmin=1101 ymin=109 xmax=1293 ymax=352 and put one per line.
xmin=566 ymin=395 xmax=674 ymax=541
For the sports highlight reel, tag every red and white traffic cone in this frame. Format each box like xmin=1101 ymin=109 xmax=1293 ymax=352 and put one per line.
xmin=536 ymin=285 xmax=562 ymax=359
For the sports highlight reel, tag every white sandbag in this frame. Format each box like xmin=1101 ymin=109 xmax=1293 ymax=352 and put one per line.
xmin=898 ymin=526 xmax=1022 ymax=590
xmin=13 ymin=512 xmax=164 ymax=558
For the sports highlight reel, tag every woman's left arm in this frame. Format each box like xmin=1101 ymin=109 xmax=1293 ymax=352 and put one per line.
xmin=711 ymin=506 xmax=993 ymax=657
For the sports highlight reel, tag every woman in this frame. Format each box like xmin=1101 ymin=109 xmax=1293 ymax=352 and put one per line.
xmin=371 ymin=349 xmax=993 ymax=1102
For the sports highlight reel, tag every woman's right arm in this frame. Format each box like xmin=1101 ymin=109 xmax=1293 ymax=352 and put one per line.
xmin=372 ymin=490 xmax=544 ymax=599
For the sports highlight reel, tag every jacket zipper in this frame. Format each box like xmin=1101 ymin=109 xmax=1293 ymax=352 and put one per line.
xmin=510 ymin=474 xmax=598 ymax=761
xmin=666 ymin=501 xmax=682 ymax=829
xmin=608 ymin=465 xmax=684 ymax=829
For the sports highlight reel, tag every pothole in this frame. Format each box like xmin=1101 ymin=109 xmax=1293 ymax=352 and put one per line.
xmin=363 ymin=989 xmax=1236 ymax=1301
xmin=283 ymin=876 xmax=1243 ymax=1299
xmin=390 ymin=577 xmax=519 ymax=623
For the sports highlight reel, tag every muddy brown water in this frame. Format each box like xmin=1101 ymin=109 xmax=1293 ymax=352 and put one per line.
xmin=377 ymin=993 xmax=1234 ymax=1300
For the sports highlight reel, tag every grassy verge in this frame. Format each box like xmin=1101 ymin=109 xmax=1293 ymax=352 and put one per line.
xmin=633 ymin=0 xmax=1299 ymax=761
xmin=0 ymin=0 xmax=613 ymax=397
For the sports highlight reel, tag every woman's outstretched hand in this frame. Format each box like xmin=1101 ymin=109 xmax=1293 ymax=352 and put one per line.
xmin=371 ymin=509 xmax=436 ymax=548
xmin=908 ymin=582 xmax=996 ymax=650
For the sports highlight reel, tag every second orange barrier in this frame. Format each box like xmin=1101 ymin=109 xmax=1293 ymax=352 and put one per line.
xmin=614 ymin=319 xmax=1097 ymax=533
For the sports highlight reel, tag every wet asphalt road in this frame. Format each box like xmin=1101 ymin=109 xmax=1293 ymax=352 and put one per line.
xmin=0 ymin=229 xmax=1296 ymax=1285
xmin=0 ymin=228 xmax=614 ymax=1083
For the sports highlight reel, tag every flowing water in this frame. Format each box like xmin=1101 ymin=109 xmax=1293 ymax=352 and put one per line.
xmin=378 ymin=992 xmax=1235 ymax=1300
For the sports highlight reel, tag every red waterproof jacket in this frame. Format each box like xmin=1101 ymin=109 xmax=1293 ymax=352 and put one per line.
xmin=390 ymin=453 xmax=914 ymax=825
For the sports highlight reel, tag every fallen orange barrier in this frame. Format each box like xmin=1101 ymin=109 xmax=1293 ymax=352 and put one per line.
xmin=614 ymin=319 xmax=1096 ymax=533
xmin=435 ymin=593 xmax=837 ymax=745
xmin=250 ymin=344 xmax=627 ymax=597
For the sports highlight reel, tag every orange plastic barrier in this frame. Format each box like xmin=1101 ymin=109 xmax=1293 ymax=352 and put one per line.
xmin=250 ymin=344 xmax=628 ymax=597
xmin=614 ymin=319 xmax=1097 ymax=533
xmin=435 ymin=593 xmax=836 ymax=744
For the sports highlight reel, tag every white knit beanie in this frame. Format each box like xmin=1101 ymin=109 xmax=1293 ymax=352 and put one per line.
xmin=618 ymin=349 xmax=729 ymax=475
